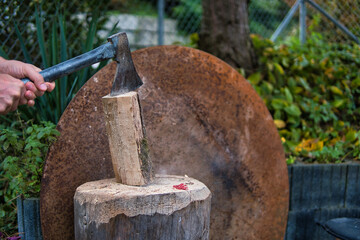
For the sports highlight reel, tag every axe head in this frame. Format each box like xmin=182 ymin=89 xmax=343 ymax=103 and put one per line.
xmin=107 ymin=32 xmax=143 ymax=96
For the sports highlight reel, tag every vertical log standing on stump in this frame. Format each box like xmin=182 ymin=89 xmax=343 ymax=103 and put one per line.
xmin=102 ymin=91 xmax=153 ymax=185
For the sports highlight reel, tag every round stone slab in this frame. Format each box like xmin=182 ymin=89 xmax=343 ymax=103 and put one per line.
xmin=40 ymin=45 xmax=289 ymax=240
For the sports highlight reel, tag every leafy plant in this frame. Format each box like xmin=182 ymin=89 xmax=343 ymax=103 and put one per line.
xmin=0 ymin=116 xmax=59 ymax=235
xmin=0 ymin=3 xmax=115 ymax=125
xmin=246 ymin=32 xmax=360 ymax=163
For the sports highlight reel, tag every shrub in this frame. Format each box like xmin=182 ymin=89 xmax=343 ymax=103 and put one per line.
xmin=247 ymin=33 xmax=360 ymax=163
xmin=0 ymin=117 xmax=59 ymax=236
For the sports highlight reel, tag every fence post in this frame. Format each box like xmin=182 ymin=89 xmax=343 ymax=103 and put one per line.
xmin=300 ymin=0 xmax=307 ymax=44
xmin=271 ymin=0 xmax=300 ymax=42
xmin=157 ymin=0 xmax=165 ymax=45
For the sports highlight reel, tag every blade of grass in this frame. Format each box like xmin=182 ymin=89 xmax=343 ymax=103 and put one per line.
xmin=79 ymin=12 xmax=99 ymax=86
xmin=13 ymin=21 xmax=32 ymax=64
xmin=0 ymin=46 xmax=9 ymax=59
xmin=50 ymin=17 xmax=61 ymax=119
xmin=35 ymin=4 xmax=48 ymax=68
xmin=58 ymin=14 xmax=68 ymax=62
xmin=59 ymin=13 xmax=68 ymax=114
xmin=66 ymin=77 xmax=78 ymax=104
xmin=107 ymin=21 xmax=119 ymax=36
xmin=84 ymin=12 xmax=99 ymax=52
xmin=34 ymin=4 xmax=53 ymax=123
xmin=51 ymin=18 xmax=58 ymax=66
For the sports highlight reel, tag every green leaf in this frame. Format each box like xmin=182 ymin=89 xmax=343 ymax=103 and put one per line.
xmin=291 ymin=128 xmax=301 ymax=142
xmin=284 ymin=87 xmax=293 ymax=103
xmin=271 ymin=99 xmax=287 ymax=110
xmin=282 ymin=58 xmax=289 ymax=68
xmin=284 ymin=104 xmax=301 ymax=117
xmin=274 ymin=119 xmax=286 ymax=129
xmin=263 ymin=81 xmax=274 ymax=93
xmin=274 ymin=63 xmax=285 ymax=75
xmin=298 ymin=77 xmax=311 ymax=91
xmin=351 ymin=77 xmax=360 ymax=88
xmin=3 ymin=141 xmax=10 ymax=151
xmin=329 ymin=86 xmax=343 ymax=96
xmin=287 ymin=116 xmax=299 ymax=125
xmin=346 ymin=130 xmax=357 ymax=142
xmin=247 ymin=72 xmax=262 ymax=85
xmin=26 ymin=127 xmax=33 ymax=134
xmin=332 ymin=99 xmax=346 ymax=108
xmin=0 ymin=134 xmax=6 ymax=142
xmin=268 ymin=71 xmax=276 ymax=84
xmin=286 ymin=156 xmax=295 ymax=165
xmin=274 ymin=110 xmax=282 ymax=120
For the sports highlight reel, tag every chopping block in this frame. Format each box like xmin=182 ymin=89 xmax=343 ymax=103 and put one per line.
xmin=74 ymin=175 xmax=211 ymax=239
xmin=74 ymin=91 xmax=211 ymax=239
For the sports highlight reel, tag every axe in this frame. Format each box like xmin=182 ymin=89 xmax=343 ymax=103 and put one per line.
xmin=21 ymin=32 xmax=142 ymax=95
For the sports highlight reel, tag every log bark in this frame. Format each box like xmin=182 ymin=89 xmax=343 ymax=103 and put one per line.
xmin=74 ymin=175 xmax=212 ymax=240
xmin=199 ymin=0 xmax=258 ymax=74
xmin=102 ymin=91 xmax=153 ymax=186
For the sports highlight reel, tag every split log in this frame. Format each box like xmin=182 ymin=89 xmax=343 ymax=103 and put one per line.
xmin=74 ymin=175 xmax=211 ymax=240
xmin=102 ymin=91 xmax=153 ymax=185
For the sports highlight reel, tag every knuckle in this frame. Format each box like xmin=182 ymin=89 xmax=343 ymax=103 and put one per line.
xmin=3 ymin=98 xmax=13 ymax=108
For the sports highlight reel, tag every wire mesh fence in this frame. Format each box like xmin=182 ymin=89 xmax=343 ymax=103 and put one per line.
xmin=1 ymin=0 xmax=359 ymax=68
xmin=258 ymin=0 xmax=360 ymax=44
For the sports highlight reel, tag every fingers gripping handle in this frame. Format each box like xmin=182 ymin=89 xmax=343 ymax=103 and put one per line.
xmin=21 ymin=71 xmax=47 ymax=84
xmin=22 ymin=78 xmax=32 ymax=84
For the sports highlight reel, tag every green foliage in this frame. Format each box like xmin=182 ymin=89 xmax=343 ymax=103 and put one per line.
xmin=0 ymin=3 xmax=115 ymax=125
xmin=247 ymin=33 xmax=360 ymax=163
xmin=0 ymin=116 xmax=59 ymax=235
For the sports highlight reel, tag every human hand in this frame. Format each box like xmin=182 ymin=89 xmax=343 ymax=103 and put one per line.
xmin=0 ymin=58 xmax=55 ymax=114
xmin=0 ymin=73 xmax=27 ymax=114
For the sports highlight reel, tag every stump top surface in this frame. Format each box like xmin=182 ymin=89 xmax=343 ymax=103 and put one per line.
xmin=75 ymin=175 xmax=211 ymax=218
xmin=41 ymin=45 xmax=289 ymax=240
xmin=77 ymin=175 xmax=210 ymax=198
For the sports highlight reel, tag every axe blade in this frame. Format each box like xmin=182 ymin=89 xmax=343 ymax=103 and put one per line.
xmin=108 ymin=32 xmax=143 ymax=96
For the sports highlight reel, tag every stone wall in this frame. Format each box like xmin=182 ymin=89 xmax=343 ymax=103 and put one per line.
xmin=98 ymin=14 xmax=189 ymax=50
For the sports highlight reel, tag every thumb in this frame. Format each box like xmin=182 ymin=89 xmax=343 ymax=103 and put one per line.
xmin=24 ymin=64 xmax=47 ymax=91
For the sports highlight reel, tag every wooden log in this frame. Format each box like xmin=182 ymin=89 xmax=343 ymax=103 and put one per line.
xmin=74 ymin=175 xmax=211 ymax=240
xmin=102 ymin=91 xmax=153 ymax=186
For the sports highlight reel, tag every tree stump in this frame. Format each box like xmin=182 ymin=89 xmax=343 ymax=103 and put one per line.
xmin=74 ymin=175 xmax=211 ymax=240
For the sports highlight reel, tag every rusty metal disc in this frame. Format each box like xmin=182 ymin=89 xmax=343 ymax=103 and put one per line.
xmin=40 ymin=46 xmax=289 ymax=240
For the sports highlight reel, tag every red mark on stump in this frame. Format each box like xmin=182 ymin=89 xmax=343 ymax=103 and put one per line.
xmin=173 ymin=183 xmax=188 ymax=190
